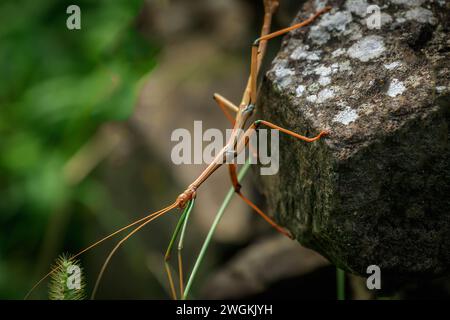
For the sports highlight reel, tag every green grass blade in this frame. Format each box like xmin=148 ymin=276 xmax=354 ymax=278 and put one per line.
xmin=164 ymin=201 xmax=191 ymax=259
xmin=337 ymin=268 xmax=345 ymax=300
xmin=183 ymin=160 xmax=252 ymax=299
xmin=178 ymin=199 xmax=195 ymax=250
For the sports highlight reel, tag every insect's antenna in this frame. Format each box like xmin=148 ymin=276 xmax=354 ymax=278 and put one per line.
xmin=25 ymin=202 xmax=178 ymax=300
xmin=90 ymin=202 xmax=178 ymax=299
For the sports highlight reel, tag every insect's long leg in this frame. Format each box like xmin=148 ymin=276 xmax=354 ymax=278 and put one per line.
xmin=257 ymin=6 xmax=332 ymax=44
xmin=228 ymin=163 xmax=241 ymax=193
xmin=25 ymin=202 xmax=178 ymax=299
xmin=248 ymin=6 xmax=332 ymax=104
xmin=91 ymin=202 xmax=178 ymax=299
xmin=213 ymin=93 xmax=238 ymax=124
xmin=234 ymin=120 xmax=328 ymax=161
xmin=227 ymin=120 xmax=328 ymax=239
xmin=228 ymin=163 xmax=292 ymax=238
xmin=239 ymin=0 xmax=279 ymax=107
xmin=253 ymin=120 xmax=328 ymax=142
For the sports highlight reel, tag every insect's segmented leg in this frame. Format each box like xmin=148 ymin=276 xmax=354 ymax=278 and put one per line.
xmin=252 ymin=120 xmax=329 ymax=142
xmin=213 ymin=93 xmax=238 ymax=124
xmin=228 ymin=163 xmax=292 ymax=238
xmin=238 ymin=0 xmax=276 ymax=107
xmin=257 ymin=6 xmax=331 ymax=44
xmin=234 ymin=120 xmax=328 ymax=162
xmin=248 ymin=6 xmax=331 ymax=104
xmin=227 ymin=120 xmax=328 ymax=240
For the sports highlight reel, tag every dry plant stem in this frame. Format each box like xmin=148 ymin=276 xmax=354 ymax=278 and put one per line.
xmin=164 ymin=221 xmax=184 ymax=300
xmin=164 ymin=200 xmax=193 ymax=299
xmin=164 ymin=260 xmax=178 ymax=300
xmin=63 ymin=125 xmax=123 ymax=186
xmin=164 ymin=199 xmax=195 ymax=300
xmin=177 ymin=199 xmax=194 ymax=298
xmin=177 ymin=251 xmax=184 ymax=298
xmin=146 ymin=252 xmax=180 ymax=298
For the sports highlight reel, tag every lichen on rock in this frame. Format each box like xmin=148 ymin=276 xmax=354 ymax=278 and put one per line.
xmin=347 ymin=35 xmax=385 ymax=62
xmin=258 ymin=0 xmax=450 ymax=283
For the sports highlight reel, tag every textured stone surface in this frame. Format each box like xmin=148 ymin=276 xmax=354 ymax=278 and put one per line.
xmin=258 ymin=0 xmax=450 ymax=280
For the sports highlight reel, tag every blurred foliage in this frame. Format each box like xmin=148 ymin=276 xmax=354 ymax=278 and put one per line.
xmin=0 ymin=0 xmax=158 ymax=298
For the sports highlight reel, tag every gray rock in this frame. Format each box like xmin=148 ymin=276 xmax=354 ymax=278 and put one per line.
xmin=257 ymin=0 xmax=450 ymax=281
xmin=201 ymin=235 xmax=329 ymax=299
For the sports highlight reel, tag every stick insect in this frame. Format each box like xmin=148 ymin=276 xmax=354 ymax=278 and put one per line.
xmin=26 ymin=0 xmax=331 ymax=300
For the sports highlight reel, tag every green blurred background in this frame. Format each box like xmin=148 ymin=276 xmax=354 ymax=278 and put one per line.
xmin=0 ymin=0 xmax=162 ymax=298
